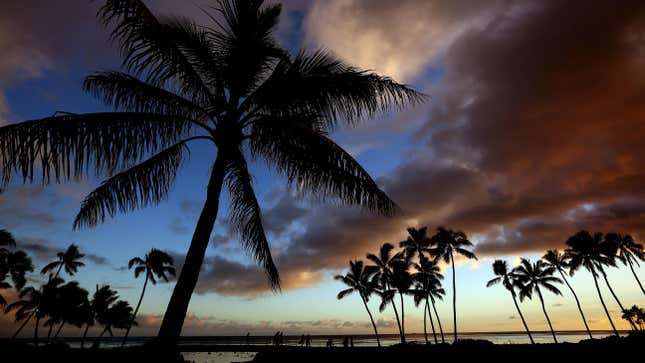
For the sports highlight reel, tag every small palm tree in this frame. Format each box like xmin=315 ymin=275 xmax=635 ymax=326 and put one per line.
xmin=566 ymin=231 xmax=620 ymax=336
xmin=335 ymin=260 xmax=380 ymax=347
xmin=412 ymin=255 xmax=444 ymax=344
xmin=122 ymin=249 xmax=175 ymax=346
xmin=609 ymin=234 xmax=644 ymax=295
xmin=0 ymin=229 xmax=16 ymax=247
xmin=400 ymin=227 xmax=431 ymax=261
xmin=514 ymin=259 xmax=562 ymax=343
xmin=41 ymin=244 xmax=85 ymax=279
xmin=52 ymin=281 xmax=89 ymax=338
xmin=0 ymin=249 xmax=33 ymax=306
xmin=0 ymin=0 xmax=422 ymax=343
xmin=622 ymin=305 xmax=644 ymax=331
xmin=6 ymin=286 xmax=41 ymax=340
xmin=97 ymin=300 xmax=136 ymax=346
xmin=367 ymin=243 xmax=405 ymax=341
xmin=81 ymin=285 xmax=118 ymax=349
xmin=486 ymin=260 xmax=534 ymax=344
xmin=543 ymin=249 xmax=592 ymax=339
xmin=428 ymin=227 xmax=477 ymax=342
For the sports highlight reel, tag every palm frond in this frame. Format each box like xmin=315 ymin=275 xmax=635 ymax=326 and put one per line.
xmin=337 ymin=288 xmax=354 ymax=300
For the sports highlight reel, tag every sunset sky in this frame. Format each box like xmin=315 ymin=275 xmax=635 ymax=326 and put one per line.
xmin=1 ymin=0 xmax=644 ymax=337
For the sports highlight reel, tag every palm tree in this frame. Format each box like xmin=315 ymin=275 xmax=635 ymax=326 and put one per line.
xmin=514 ymin=258 xmax=562 ymax=343
xmin=543 ymin=249 xmax=592 ymax=339
xmin=486 ymin=260 xmax=534 ymax=344
xmin=81 ymin=285 xmax=119 ymax=349
xmin=596 ymin=234 xmax=634 ymax=327
xmin=6 ymin=286 xmax=41 ymax=340
xmin=400 ymin=227 xmax=431 ymax=261
xmin=608 ymin=233 xmax=644 ymax=295
xmin=367 ymin=243 xmax=405 ymax=341
xmin=335 ymin=260 xmax=381 ymax=347
xmin=566 ymin=231 xmax=620 ymax=336
xmin=0 ymin=249 xmax=33 ymax=306
xmin=96 ymin=300 xmax=136 ymax=346
xmin=41 ymin=244 xmax=85 ymax=279
xmin=0 ymin=0 xmax=422 ymax=343
xmin=622 ymin=305 xmax=644 ymax=331
xmin=412 ymin=255 xmax=444 ymax=344
xmin=122 ymin=249 xmax=175 ymax=346
xmin=53 ymin=281 xmax=90 ymax=338
xmin=0 ymin=229 xmax=16 ymax=247
xmin=428 ymin=227 xmax=477 ymax=342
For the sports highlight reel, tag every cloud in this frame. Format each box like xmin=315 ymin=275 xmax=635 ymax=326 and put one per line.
xmin=18 ymin=237 xmax=108 ymax=266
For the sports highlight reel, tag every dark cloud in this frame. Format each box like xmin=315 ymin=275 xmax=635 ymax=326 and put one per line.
xmin=19 ymin=237 xmax=109 ymax=266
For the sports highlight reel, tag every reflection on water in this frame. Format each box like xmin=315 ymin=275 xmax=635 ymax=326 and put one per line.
xmin=183 ymin=352 xmax=256 ymax=363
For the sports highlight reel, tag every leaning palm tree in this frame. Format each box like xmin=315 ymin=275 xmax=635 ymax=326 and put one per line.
xmin=387 ymin=258 xmax=413 ymax=343
xmin=96 ymin=300 xmax=136 ymax=346
xmin=81 ymin=285 xmax=119 ymax=349
xmin=543 ymin=249 xmax=592 ymax=339
xmin=428 ymin=227 xmax=477 ymax=342
xmin=0 ymin=0 xmax=422 ymax=343
xmin=122 ymin=249 xmax=175 ymax=346
xmin=41 ymin=244 xmax=85 ymax=279
xmin=597 ymin=234 xmax=633 ymax=326
xmin=400 ymin=227 xmax=431 ymax=261
xmin=486 ymin=260 xmax=534 ymax=344
xmin=566 ymin=231 xmax=621 ymax=336
xmin=6 ymin=285 xmax=41 ymax=340
xmin=335 ymin=260 xmax=381 ymax=347
xmin=514 ymin=259 xmax=562 ymax=343
xmin=0 ymin=249 xmax=33 ymax=306
xmin=412 ymin=255 xmax=444 ymax=344
xmin=367 ymin=243 xmax=405 ymax=341
xmin=53 ymin=281 xmax=89 ymax=338
xmin=608 ymin=233 xmax=644 ymax=295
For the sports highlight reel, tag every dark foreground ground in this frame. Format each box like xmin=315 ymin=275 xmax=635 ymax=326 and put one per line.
xmin=1 ymin=333 xmax=642 ymax=363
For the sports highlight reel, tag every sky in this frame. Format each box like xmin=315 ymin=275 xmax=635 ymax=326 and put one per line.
xmin=1 ymin=0 xmax=644 ymax=337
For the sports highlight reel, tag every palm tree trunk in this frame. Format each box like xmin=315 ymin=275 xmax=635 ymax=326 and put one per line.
xmin=626 ymin=258 xmax=645 ymax=295
xmin=399 ymin=292 xmax=406 ymax=343
xmin=430 ymin=296 xmax=444 ymax=343
xmin=54 ymin=321 xmax=65 ymax=338
xmin=54 ymin=263 xmax=63 ymax=279
xmin=558 ymin=268 xmax=592 ymax=339
xmin=122 ymin=272 xmax=149 ymax=347
xmin=387 ymin=282 xmax=404 ymax=341
xmin=158 ymin=155 xmax=227 ymax=343
xmin=511 ymin=292 xmax=534 ymax=344
xmin=12 ymin=311 xmax=34 ymax=339
xmin=361 ymin=296 xmax=380 ymax=347
xmin=591 ymin=269 xmax=619 ymax=337
xmin=47 ymin=323 xmax=53 ymax=343
xmin=34 ymin=316 xmax=40 ymax=347
xmin=425 ymin=299 xmax=438 ymax=344
xmin=536 ymin=288 xmax=557 ymax=343
xmin=423 ymin=298 xmax=428 ymax=344
xmin=599 ymin=267 xmax=637 ymax=330
xmin=81 ymin=323 xmax=90 ymax=349
xmin=450 ymin=251 xmax=457 ymax=342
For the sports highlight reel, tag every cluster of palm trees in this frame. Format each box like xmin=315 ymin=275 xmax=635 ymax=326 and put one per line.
xmin=487 ymin=230 xmax=645 ymax=343
xmin=0 ymin=229 xmax=175 ymax=347
xmin=335 ymin=227 xmax=477 ymax=346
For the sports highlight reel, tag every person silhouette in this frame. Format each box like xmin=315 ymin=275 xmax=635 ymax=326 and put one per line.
xmin=273 ymin=331 xmax=280 ymax=346
xmin=350 ymin=336 xmax=354 ymax=347
xmin=305 ymin=334 xmax=311 ymax=347
xmin=246 ymin=332 xmax=250 ymax=346
xmin=343 ymin=337 xmax=348 ymax=347
xmin=326 ymin=338 xmax=333 ymax=347
xmin=299 ymin=334 xmax=305 ymax=346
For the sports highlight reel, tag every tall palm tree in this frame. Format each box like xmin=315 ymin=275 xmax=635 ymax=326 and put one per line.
xmin=596 ymin=234 xmax=633 ymax=326
xmin=53 ymin=281 xmax=90 ymax=338
xmin=486 ymin=260 xmax=534 ymax=344
xmin=41 ymin=244 xmax=85 ymax=279
xmin=543 ymin=249 xmax=592 ymax=339
xmin=388 ymin=258 xmax=413 ymax=343
xmin=412 ymin=255 xmax=444 ymax=344
xmin=0 ymin=0 xmax=422 ymax=343
xmin=400 ymin=227 xmax=431 ymax=261
xmin=96 ymin=300 xmax=136 ymax=346
xmin=122 ymin=249 xmax=175 ymax=346
xmin=335 ymin=260 xmax=381 ymax=347
xmin=566 ymin=231 xmax=620 ymax=336
xmin=607 ymin=233 xmax=644 ymax=295
xmin=81 ymin=285 xmax=119 ymax=349
xmin=367 ymin=243 xmax=405 ymax=340
xmin=514 ymin=259 xmax=562 ymax=343
xmin=428 ymin=227 xmax=477 ymax=342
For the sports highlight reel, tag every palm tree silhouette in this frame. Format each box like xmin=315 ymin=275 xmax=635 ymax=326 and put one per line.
xmin=367 ymin=243 xmax=405 ymax=341
xmin=41 ymin=244 xmax=85 ymax=279
xmin=122 ymin=249 xmax=175 ymax=346
xmin=428 ymin=227 xmax=476 ymax=342
xmin=595 ymin=234 xmax=634 ymax=328
xmin=0 ymin=242 xmax=33 ymax=306
xmin=52 ymin=281 xmax=89 ymax=339
xmin=96 ymin=300 xmax=136 ymax=346
xmin=0 ymin=0 xmax=422 ymax=343
xmin=6 ymin=285 xmax=41 ymax=340
xmin=566 ymin=231 xmax=620 ymax=336
xmin=621 ymin=305 xmax=644 ymax=330
xmin=335 ymin=260 xmax=381 ymax=347
xmin=607 ymin=233 xmax=644 ymax=295
xmin=0 ymin=229 xmax=16 ymax=247
xmin=514 ymin=258 xmax=562 ymax=343
xmin=542 ymin=249 xmax=592 ymax=339
xmin=81 ymin=285 xmax=118 ymax=349
xmin=400 ymin=227 xmax=431 ymax=261
xmin=486 ymin=260 xmax=534 ymax=344
xmin=412 ymin=255 xmax=444 ymax=344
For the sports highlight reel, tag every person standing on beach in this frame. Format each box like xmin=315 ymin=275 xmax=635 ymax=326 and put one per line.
xmin=246 ymin=332 xmax=250 ymax=346
xmin=305 ymin=335 xmax=311 ymax=347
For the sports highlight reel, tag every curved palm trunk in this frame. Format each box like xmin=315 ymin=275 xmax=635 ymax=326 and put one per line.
xmin=122 ymin=272 xmax=150 ymax=347
xmin=591 ymin=269 xmax=619 ymax=337
xmin=536 ymin=288 xmax=557 ymax=343
xmin=422 ymin=299 xmax=428 ymax=344
xmin=450 ymin=252 xmax=457 ymax=342
xmin=158 ymin=156 xmax=227 ymax=343
xmin=34 ymin=316 xmax=40 ymax=347
xmin=12 ymin=311 xmax=34 ymax=339
xmin=386 ymin=282 xmax=404 ymax=341
xmin=47 ymin=323 xmax=54 ymax=343
xmin=557 ymin=268 xmax=592 ymax=339
xmin=81 ymin=323 xmax=90 ymax=349
xmin=360 ymin=296 xmax=381 ymax=347
xmin=399 ymin=292 xmax=406 ymax=343
xmin=425 ymin=299 xmax=438 ymax=344
xmin=510 ymin=292 xmax=534 ymax=344
xmin=54 ymin=263 xmax=63 ymax=279
xmin=599 ymin=268 xmax=637 ymax=330
xmin=626 ymin=258 xmax=645 ymax=295
xmin=54 ymin=321 xmax=65 ymax=338
xmin=430 ymin=296 xmax=445 ymax=343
